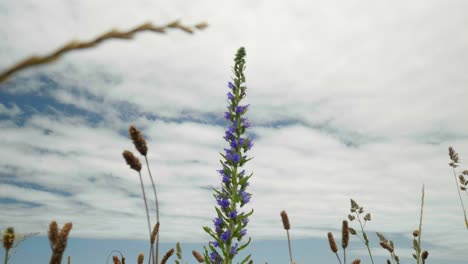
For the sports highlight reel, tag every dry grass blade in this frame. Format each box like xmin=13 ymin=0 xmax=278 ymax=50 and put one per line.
xmin=0 ymin=20 xmax=208 ymax=84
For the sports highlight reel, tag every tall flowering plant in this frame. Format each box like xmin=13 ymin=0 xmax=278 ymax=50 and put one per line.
xmin=202 ymin=47 xmax=254 ymax=264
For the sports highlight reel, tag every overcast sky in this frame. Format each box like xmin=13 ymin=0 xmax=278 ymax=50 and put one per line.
xmin=1 ymin=0 xmax=468 ymax=263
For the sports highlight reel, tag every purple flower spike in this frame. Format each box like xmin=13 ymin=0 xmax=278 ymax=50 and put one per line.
xmin=227 ymin=92 xmax=234 ymax=100
xmin=228 ymin=82 xmax=235 ymax=89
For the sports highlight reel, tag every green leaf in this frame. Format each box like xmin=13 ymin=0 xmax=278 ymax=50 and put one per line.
xmin=239 ymin=254 xmax=252 ymax=264
xmin=237 ymin=237 xmax=252 ymax=252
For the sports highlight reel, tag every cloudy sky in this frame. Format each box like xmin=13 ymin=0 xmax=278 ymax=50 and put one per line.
xmin=1 ymin=0 xmax=468 ymax=263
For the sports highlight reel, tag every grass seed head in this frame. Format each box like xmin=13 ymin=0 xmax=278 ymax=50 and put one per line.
xmin=129 ymin=126 xmax=148 ymax=156
xmin=151 ymin=222 xmax=160 ymax=244
xmin=137 ymin=253 xmax=144 ymax=264
xmin=2 ymin=227 xmax=15 ymax=250
xmin=341 ymin=220 xmax=349 ymax=249
xmin=422 ymin=250 xmax=429 ymax=260
xmin=280 ymin=210 xmax=290 ymax=230
xmin=351 ymin=259 xmax=361 ymax=264
xmin=122 ymin=150 xmax=142 ymax=172
xmin=327 ymin=232 xmax=338 ymax=253
xmin=192 ymin=250 xmax=205 ymax=263
xmin=161 ymin=248 xmax=175 ymax=264
xmin=448 ymin=146 xmax=460 ymax=167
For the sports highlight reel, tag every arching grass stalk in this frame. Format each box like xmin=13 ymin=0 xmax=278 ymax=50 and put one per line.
xmin=202 ymin=47 xmax=254 ymax=264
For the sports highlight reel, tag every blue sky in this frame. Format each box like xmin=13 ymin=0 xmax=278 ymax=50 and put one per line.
xmin=1 ymin=0 xmax=468 ymax=263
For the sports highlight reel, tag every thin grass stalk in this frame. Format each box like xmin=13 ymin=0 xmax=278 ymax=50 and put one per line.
xmin=4 ymin=248 xmax=9 ymax=264
xmin=355 ymin=216 xmax=374 ymax=264
xmin=137 ymin=171 xmax=153 ymax=264
xmin=416 ymin=185 xmax=425 ymax=264
xmin=145 ymin=155 xmax=159 ymax=264
xmin=452 ymin=168 xmax=468 ymax=229
xmin=286 ymin=230 xmax=293 ymax=264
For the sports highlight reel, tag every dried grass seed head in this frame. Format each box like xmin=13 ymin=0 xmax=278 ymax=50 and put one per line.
xmin=351 ymin=259 xmax=361 ymax=264
xmin=122 ymin=150 xmax=142 ymax=172
xmin=280 ymin=210 xmax=290 ymax=230
xmin=192 ymin=250 xmax=205 ymax=263
xmin=129 ymin=126 xmax=148 ymax=156
xmin=422 ymin=250 xmax=429 ymax=260
xmin=2 ymin=227 xmax=15 ymax=250
xmin=448 ymin=146 xmax=460 ymax=167
xmin=161 ymin=248 xmax=175 ymax=264
xmin=48 ymin=221 xmax=59 ymax=248
xmin=380 ymin=241 xmax=394 ymax=253
xmin=327 ymin=232 xmax=338 ymax=253
xmin=341 ymin=220 xmax=349 ymax=249
xmin=413 ymin=229 xmax=419 ymax=237
xmin=137 ymin=253 xmax=144 ymax=264
xmin=151 ymin=222 xmax=160 ymax=244
xmin=113 ymin=256 xmax=122 ymax=264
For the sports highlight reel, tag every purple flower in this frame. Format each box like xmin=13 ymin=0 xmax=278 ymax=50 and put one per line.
xmin=242 ymin=218 xmax=249 ymax=224
xmin=226 ymin=152 xmax=240 ymax=164
xmin=240 ymin=229 xmax=247 ymax=236
xmin=239 ymin=190 xmax=251 ymax=204
xmin=229 ymin=210 xmax=238 ymax=219
xmin=211 ymin=241 xmax=219 ymax=248
xmin=213 ymin=217 xmax=223 ymax=227
xmin=210 ymin=251 xmax=218 ymax=261
xmin=227 ymin=92 xmax=234 ymax=100
xmin=217 ymin=196 xmax=230 ymax=208
xmin=222 ymin=174 xmax=230 ymax=183
xmin=228 ymin=82 xmax=235 ymax=89
xmin=241 ymin=118 xmax=251 ymax=128
xmin=221 ymin=230 xmax=231 ymax=242
xmin=239 ymin=170 xmax=245 ymax=177
xmin=224 ymin=112 xmax=231 ymax=120
xmin=230 ymin=244 xmax=238 ymax=255
xmin=235 ymin=105 xmax=250 ymax=114
xmin=224 ymin=130 xmax=234 ymax=141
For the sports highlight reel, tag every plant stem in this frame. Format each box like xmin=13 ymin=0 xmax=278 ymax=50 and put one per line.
xmin=4 ymin=248 xmax=9 ymax=264
xmin=145 ymin=155 xmax=159 ymax=264
xmin=334 ymin=252 xmax=342 ymax=264
xmin=137 ymin=171 xmax=153 ymax=264
xmin=452 ymin=168 xmax=468 ymax=230
xmin=355 ymin=213 xmax=374 ymax=264
xmin=286 ymin=230 xmax=293 ymax=264
xmin=417 ymin=185 xmax=425 ymax=264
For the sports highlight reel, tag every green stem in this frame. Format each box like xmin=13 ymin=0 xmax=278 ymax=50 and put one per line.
xmin=355 ymin=213 xmax=374 ymax=264
xmin=4 ymin=248 xmax=9 ymax=264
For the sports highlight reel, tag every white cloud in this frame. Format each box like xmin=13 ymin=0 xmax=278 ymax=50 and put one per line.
xmin=1 ymin=0 xmax=468 ymax=261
